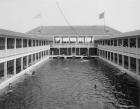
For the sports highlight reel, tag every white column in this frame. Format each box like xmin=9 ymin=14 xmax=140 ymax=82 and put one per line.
xmin=117 ymin=53 xmax=119 ymax=64
xmin=4 ymin=62 xmax=7 ymax=80
xmin=14 ymin=59 xmax=16 ymax=75
xmin=21 ymin=57 xmax=23 ymax=71
xmin=122 ymin=55 xmax=124 ymax=67
xmin=34 ymin=53 xmax=36 ymax=63
xmin=31 ymin=54 xmax=33 ymax=65
xmin=84 ymin=36 xmax=85 ymax=43
xmin=5 ymin=37 xmax=7 ymax=50
xmin=21 ymin=38 xmax=23 ymax=48
xmin=31 ymin=40 xmax=33 ymax=47
xmin=26 ymin=55 xmax=29 ymax=68
xmin=128 ymin=38 xmax=130 ymax=48
xmin=113 ymin=53 xmax=115 ymax=63
xmin=106 ymin=51 xmax=108 ymax=60
xmin=14 ymin=38 xmax=16 ymax=49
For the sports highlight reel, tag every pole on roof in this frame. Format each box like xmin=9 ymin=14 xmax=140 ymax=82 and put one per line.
xmin=103 ymin=10 xmax=106 ymax=32
xmin=99 ymin=10 xmax=106 ymax=32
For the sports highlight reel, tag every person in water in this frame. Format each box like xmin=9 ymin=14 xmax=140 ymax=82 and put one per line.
xmin=32 ymin=71 xmax=36 ymax=76
xmin=94 ymin=84 xmax=97 ymax=89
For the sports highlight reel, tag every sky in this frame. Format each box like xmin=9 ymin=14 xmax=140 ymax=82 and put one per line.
xmin=0 ymin=0 xmax=140 ymax=33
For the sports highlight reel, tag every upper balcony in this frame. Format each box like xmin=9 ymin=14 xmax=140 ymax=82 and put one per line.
xmin=0 ymin=36 xmax=50 ymax=63
xmin=51 ymin=36 xmax=96 ymax=48
xmin=95 ymin=36 xmax=140 ymax=58
xmin=51 ymin=43 xmax=95 ymax=48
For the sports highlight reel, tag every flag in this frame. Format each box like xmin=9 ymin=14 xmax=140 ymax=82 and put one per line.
xmin=34 ymin=13 xmax=41 ymax=19
xmin=99 ymin=12 xmax=104 ymax=19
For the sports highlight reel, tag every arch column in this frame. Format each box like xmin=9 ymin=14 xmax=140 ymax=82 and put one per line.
xmin=21 ymin=57 xmax=23 ymax=71
xmin=4 ymin=62 xmax=7 ymax=80
xmin=14 ymin=59 xmax=16 ymax=75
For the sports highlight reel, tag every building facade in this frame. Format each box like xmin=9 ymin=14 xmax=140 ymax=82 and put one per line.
xmin=95 ymin=31 xmax=140 ymax=80
xmin=0 ymin=25 xmax=140 ymax=89
xmin=0 ymin=29 xmax=50 ymax=85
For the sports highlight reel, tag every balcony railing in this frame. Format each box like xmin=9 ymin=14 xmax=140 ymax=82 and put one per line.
xmin=98 ymin=45 xmax=140 ymax=56
xmin=51 ymin=43 xmax=96 ymax=48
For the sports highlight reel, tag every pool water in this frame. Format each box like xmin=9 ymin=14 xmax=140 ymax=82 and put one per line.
xmin=0 ymin=59 xmax=139 ymax=109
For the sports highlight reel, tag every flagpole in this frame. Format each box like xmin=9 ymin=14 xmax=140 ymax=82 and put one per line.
xmin=40 ymin=12 xmax=43 ymax=27
xmin=103 ymin=11 xmax=106 ymax=32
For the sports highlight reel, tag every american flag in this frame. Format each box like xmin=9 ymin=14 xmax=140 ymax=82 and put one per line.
xmin=99 ymin=12 xmax=104 ymax=19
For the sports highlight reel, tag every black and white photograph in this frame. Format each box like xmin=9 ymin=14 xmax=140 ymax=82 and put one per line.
xmin=0 ymin=0 xmax=140 ymax=109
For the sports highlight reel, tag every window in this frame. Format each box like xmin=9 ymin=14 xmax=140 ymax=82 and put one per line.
xmin=7 ymin=38 xmax=14 ymax=49
xmin=7 ymin=60 xmax=14 ymax=75
xmin=130 ymin=57 xmax=136 ymax=72
xmin=62 ymin=38 xmax=69 ymax=43
xmin=138 ymin=38 xmax=140 ymax=48
xmin=114 ymin=53 xmax=117 ymax=63
xmin=0 ymin=63 xmax=4 ymax=78
xmin=70 ymin=37 xmax=76 ymax=43
xmin=102 ymin=40 xmax=104 ymax=45
xmin=33 ymin=40 xmax=35 ymax=46
xmin=39 ymin=52 xmax=41 ymax=59
xmin=23 ymin=56 xmax=27 ymax=69
xmin=111 ymin=52 xmax=113 ymax=61
xmin=0 ymin=37 xmax=5 ymax=50
xmin=16 ymin=58 xmax=21 ymax=73
xmin=130 ymin=38 xmax=136 ymax=48
xmin=46 ymin=50 xmax=48 ymax=55
xmin=114 ymin=40 xmax=117 ymax=46
xmin=33 ymin=54 xmax=35 ymax=63
xmin=16 ymin=39 xmax=22 ymax=48
xmin=39 ymin=40 xmax=41 ymax=46
xmin=108 ymin=40 xmax=110 ymax=46
xmin=78 ymin=37 xmax=84 ymax=43
xmin=124 ymin=56 xmax=128 ymax=69
xmin=105 ymin=40 xmax=108 ymax=45
xmin=111 ymin=40 xmax=113 ymax=46
xmin=119 ymin=54 xmax=122 ymax=65
xmin=123 ymin=39 xmax=128 ymax=47
xmin=85 ymin=37 xmax=92 ymax=43
xmin=28 ymin=40 xmax=32 ymax=47
xmin=36 ymin=40 xmax=38 ymax=46
xmin=118 ymin=39 xmax=122 ymax=46
xmin=23 ymin=39 xmax=27 ymax=47
xmin=28 ymin=55 xmax=32 ymax=66
xmin=46 ymin=41 xmax=48 ymax=45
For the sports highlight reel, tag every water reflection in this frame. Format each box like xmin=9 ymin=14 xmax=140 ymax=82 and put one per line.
xmin=0 ymin=59 xmax=139 ymax=109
